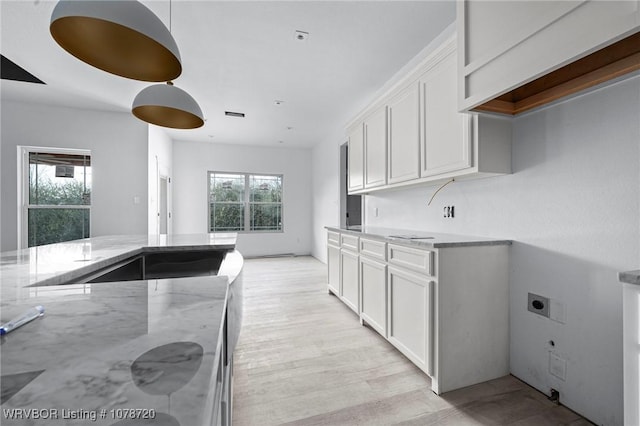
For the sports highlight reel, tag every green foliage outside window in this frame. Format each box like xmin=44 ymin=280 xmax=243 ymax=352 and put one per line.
xmin=209 ymin=173 xmax=282 ymax=232
xmin=27 ymin=152 xmax=91 ymax=247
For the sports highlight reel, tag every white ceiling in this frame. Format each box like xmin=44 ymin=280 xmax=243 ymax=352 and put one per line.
xmin=1 ymin=1 xmax=455 ymax=148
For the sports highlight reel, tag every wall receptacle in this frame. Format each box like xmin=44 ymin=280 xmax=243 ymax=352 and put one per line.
xmin=527 ymin=292 xmax=549 ymax=317
xmin=549 ymin=352 xmax=566 ymax=381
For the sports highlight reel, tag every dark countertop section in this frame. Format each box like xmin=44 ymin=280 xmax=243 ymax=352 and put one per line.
xmin=326 ymin=226 xmax=511 ymax=248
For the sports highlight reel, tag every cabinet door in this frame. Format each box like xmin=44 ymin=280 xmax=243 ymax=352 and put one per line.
xmin=347 ymin=124 xmax=364 ymax=192
xmin=458 ymin=0 xmax=640 ymax=111
xmin=360 ymin=256 xmax=387 ymax=337
xmin=388 ymin=82 xmax=420 ymax=184
xmin=327 ymin=243 xmax=340 ymax=295
xmin=387 ymin=266 xmax=434 ymax=375
xmin=364 ymin=107 xmax=387 ymax=189
xmin=340 ymin=249 xmax=359 ymax=314
xmin=421 ymin=52 xmax=471 ymax=177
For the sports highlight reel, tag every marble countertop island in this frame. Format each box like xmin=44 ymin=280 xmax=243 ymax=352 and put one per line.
xmin=0 ymin=234 xmax=242 ymax=426
xmin=326 ymin=225 xmax=511 ymax=248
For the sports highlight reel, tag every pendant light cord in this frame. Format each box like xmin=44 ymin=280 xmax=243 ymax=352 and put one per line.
xmin=169 ymin=0 xmax=172 ymax=33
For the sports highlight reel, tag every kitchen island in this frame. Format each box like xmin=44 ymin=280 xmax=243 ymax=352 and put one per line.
xmin=0 ymin=234 xmax=243 ymax=426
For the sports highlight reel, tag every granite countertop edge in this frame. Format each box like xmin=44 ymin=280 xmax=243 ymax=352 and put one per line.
xmin=619 ymin=270 xmax=640 ymax=285
xmin=325 ymin=226 xmax=512 ymax=248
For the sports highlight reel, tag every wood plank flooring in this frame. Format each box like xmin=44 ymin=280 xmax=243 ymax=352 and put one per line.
xmin=232 ymin=256 xmax=592 ymax=426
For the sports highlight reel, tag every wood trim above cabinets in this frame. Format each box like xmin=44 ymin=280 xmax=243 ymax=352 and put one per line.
xmin=475 ymin=33 xmax=640 ymax=115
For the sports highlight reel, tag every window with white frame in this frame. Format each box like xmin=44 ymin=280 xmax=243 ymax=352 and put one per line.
xmin=21 ymin=148 xmax=91 ymax=248
xmin=208 ymin=172 xmax=283 ymax=232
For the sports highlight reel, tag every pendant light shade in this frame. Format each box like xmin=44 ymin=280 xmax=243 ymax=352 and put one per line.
xmin=50 ymin=0 xmax=181 ymax=82
xmin=132 ymin=83 xmax=204 ymax=129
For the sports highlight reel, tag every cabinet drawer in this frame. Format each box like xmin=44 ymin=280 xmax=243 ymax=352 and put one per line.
xmin=327 ymin=231 xmax=341 ymax=246
xmin=359 ymin=238 xmax=386 ymax=261
xmin=340 ymin=234 xmax=359 ymax=252
xmin=388 ymin=244 xmax=434 ymax=276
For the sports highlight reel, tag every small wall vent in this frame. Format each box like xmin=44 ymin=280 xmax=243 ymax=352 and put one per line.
xmin=225 ymin=111 xmax=245 ymax=118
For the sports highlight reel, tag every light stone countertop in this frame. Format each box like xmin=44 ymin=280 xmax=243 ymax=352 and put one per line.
xmin=325 ymin=226 xmax=511 ymax=248
xmin=0 ymin=276 xmax=228 ymax=426
xmin=0 ymin=233 xmax=237 ymax=289
xmin=619 ymin=270 xmax=640 ymax=285
xmin=0 ymin=234 xmax=241 ymax=426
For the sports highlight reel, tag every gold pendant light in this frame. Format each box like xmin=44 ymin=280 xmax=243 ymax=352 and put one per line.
xmin=50 ymin=0 xmax=181 ymax=82
xmin=132 ymin=82 xmax=204 ymax=129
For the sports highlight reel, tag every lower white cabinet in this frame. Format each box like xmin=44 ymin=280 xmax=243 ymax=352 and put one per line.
xmin=340 ymin=248 xmax=359 ymax=313
xmin=327 ymin=230 xmax=509 ymax=395
xmin=360 ymin=256 xmax=387 ymax=337
xmin=327 ymin=243 xmax=340 ymax=295
xmin=388 ymin=266 xmax=433 ymax=375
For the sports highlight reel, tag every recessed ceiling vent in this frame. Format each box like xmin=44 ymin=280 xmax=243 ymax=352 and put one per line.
xmin=225 ymin=111 xmax=245 ymax=118
xmin=1 ymin=55 xmax=45 ymax=84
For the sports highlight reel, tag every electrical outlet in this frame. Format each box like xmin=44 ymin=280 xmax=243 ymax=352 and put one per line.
xmin=443 ymin=206 xmax=455 ymax=218
xmin=527 ymin=292 xmax=549 ymax=317
xmin=549 ymin=352 xmax=566 ymax=381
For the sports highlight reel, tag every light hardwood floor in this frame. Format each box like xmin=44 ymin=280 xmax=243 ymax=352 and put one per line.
xmin=232 ymin=256 xmax=592 ymax=426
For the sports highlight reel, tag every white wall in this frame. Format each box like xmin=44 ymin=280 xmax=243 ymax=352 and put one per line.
xmin=0 ymin=101 xmax=149 ymax=251
xmin=359 ymin=76 xmax=639 ymax=425
xmin=311 ymin=128 xmax=343 ymax=263
xmin=172 ymin=140 xmax=312 ymax=258
xmin=148 ymin=126 xmax=173 ymax=235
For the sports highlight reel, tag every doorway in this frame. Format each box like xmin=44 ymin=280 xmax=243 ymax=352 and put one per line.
xmin=340 ymin=142 xmax=362 ymax=228
xmin=159 ymin=176 xmax=169 ymax=234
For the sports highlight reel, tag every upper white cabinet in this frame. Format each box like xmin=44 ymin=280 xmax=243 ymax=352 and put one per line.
xmin=388 ymin=83 xmax=420 ymax=184
xmin=421 ymin=49 xmax=471 ymax=177
xmin=458 ymin=0 xmax=640 ymax=112
xmin=347 ymin=124 xmax=364 ymax=192
xmin=347 ymin=33 xmax=511 ymax=195
xmin=364 ymin=107 xmax=387 ymax=189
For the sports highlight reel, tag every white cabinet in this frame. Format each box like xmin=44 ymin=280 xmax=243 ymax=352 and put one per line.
xmin=346 ymin=33 xmax=511 ymax=195
xmin=388 ymin=243 xmax=433 ymax=276
xmin=326 ymin=229 xmax=509 ymax=395
xmin=388 ymin=82 xmax=420 ymax=184
xmin=623 ymin=281 xmax=640 ymax=426
xmin=458 ymin=0 xmax=640 ymax=111
xmin=364 ymin=107 xmax=387 ymax=189
xmin=360 ymin=256 xmax=387 ymax=337
xmin=421 ymin=50 xmax=471 ymax=177
xmin=347 ymin=124 xmax=364 ymax=192
xmin=327 ymin=241 xmax=340 ymax=296
xmin=388 ymin=265 xmax=434 ymax=375
xmin=340 ymin=244 xmax=359 ymax=314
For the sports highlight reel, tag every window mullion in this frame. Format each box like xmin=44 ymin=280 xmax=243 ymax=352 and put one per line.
xmin=245 ymin=174 xmax=250 ymax=231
